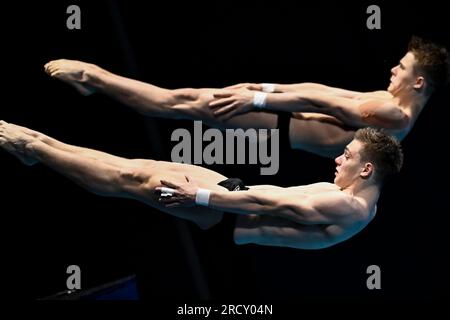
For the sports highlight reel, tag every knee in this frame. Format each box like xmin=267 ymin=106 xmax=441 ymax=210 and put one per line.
xmin=118 ymin=167 xmax=150 ymax=195
xmin=170 ymin=88 xmax=213 ymax=119
xmin=172 ymin=88 xmax=199 ymax=102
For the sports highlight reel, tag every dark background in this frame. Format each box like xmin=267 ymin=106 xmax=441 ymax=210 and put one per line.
xmin=3 ymin=0 xmax=449 ymax=307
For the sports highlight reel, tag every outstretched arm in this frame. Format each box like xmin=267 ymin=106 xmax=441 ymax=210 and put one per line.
xmin=266 ymin=92 xmax=410 ymax=129
xmin=210 ymin=89 xmax=410 ymax=130
xmin=157 ymin=177 xmax=362 ymax=225
xmin=225 ymin=82 xmax=362 ymax=97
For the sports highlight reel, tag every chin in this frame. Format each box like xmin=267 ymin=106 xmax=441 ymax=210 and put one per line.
xmin=334 ymin=177 xmax=346 ymax=188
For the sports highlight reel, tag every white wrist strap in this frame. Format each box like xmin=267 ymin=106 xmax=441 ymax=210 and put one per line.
xmin=261 ymin=83 xmax=276 ymax=93
xmin=253 ymin=92 xmax=268 ymax=109
xmin=195 ymin=188 xmax=211 ymax=206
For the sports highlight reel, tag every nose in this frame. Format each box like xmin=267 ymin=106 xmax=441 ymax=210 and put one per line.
xmin=391 ymin=65 xmax=398 ymax=76
xmin=335 ymin=155 xmax=342 ymax=166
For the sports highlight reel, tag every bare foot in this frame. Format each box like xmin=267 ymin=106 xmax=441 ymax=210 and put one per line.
xmin=44 ymin=59 xmax=97 ymax=96
xmin=9 ymin=123 xmax=43 ymax=140
xmin=0 ymin=121 xmax=38 ymax=166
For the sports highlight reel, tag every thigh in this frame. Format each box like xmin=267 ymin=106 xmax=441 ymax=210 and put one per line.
xmin=143 ymin=161 xmax=229 ymax=229
xmin=289 ymin=114 xmax=355 ymax=158
xmin=149 ymin=160 xmax=228 ymax=190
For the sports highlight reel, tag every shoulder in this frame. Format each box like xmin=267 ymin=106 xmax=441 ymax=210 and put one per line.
xmin=357 ymin=90 xmax=392 ymax=100
xmin=358 ymin=99 xmax=395 ymax=111
xmin=308 ymin=182 xmax=339 ymax=190
xmin=358 ymin=99 xmax=410 ymax=129
xmin=311 ymin=190 xmax=364 ymax=217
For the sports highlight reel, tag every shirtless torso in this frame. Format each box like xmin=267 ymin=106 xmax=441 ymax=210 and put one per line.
xmin=235 ymin=182 xmax=377 ymax=249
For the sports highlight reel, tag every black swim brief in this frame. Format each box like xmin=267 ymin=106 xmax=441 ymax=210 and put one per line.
xmin=217 ymin=178 xmax=249 ymax=191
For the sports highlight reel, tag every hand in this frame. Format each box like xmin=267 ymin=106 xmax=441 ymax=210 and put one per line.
xmin=223 ymin=83 xmax=262 ymax=91
xmin=155 ymin=175 xmax=199 ymax=208
xmin=208 ymin=89 xmax=254 ymax=120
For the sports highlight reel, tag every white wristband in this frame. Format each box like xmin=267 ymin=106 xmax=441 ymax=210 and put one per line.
xmin=195 ymin=188 xmax=211 ymax=206
xmin=253 ymin=92 xmax=268 ymax=109
xmin=261 ymin=83 xmax=276 ymax=93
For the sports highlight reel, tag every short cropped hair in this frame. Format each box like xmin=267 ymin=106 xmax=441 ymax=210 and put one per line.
xmin=355 ymin=128 xmax=403 ymax=183
xmin=408 ymin=36 xmax=449 ymax=93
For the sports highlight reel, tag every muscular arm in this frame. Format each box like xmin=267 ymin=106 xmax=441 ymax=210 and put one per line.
xmin=207 ymin=188 xmax=361 ymax=226
xmin=273 ymin=82 xmax=362 ymax=98
xmin=264 ymin=91 xmax=410 ymax=129
xmin=231 ymin=192 xmax=365 ymax=249
xmin=227 ymin=82 xmax=362 ymax=98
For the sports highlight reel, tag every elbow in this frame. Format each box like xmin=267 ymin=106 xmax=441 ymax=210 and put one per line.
xmin=261 ymin=202 xmax=281 ymax=216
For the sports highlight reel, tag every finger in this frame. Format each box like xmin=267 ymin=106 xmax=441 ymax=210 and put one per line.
xmin=165 ymin=202 xmax=182 ymax=208
xmin=214 ymin=103 xmax=237 ymax=117
xmin=159 ymin=197 xmax=181 ymax=204
xmin=226 ymin=83 xmax=249 ymax=90
xmin=159 ymin=196 xmax=185 ymax=204
xmin=213 ymin=91 xmax=233 ymax=98
xmin=159 ymin=198 xmax=181 ymax=207
xmin=223 ymin=83 xmax=241 ymax=88
xmin=209 ymin=97 xmax=236 ymax=109
xmin=247 ymin=84 xmax=261 ymax=91
xmin=160 ymin=180 xmax=179 ymax=188
xmin=160 ymin=187 xmax=177 ymax=194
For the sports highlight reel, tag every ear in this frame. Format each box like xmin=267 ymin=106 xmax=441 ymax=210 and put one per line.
xmin=414 ymin=76 xmax=425 ymax=89
xmin=360 ymin=162 xmax=374 ymax=179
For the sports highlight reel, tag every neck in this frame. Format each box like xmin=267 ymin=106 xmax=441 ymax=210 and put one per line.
xmin=393 ymin=88 xmax=429 ymax=116
xmin=343 ymin=180 xmax=381 ymax=203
